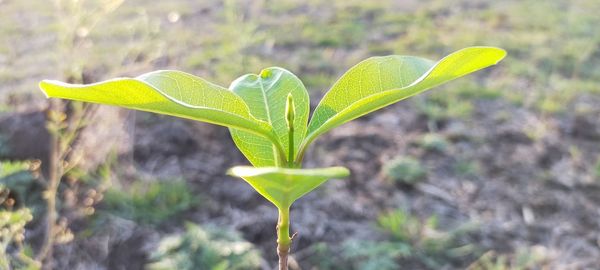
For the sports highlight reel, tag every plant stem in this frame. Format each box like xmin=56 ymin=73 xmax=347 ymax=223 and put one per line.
xmin=288 ymin=125 xmax=294 ymax=167
xmin=37 ymin=100 xmax=63 ymax=266
xmin=285 ymin=93 xmax=296 ymax=168
xmin=277 ymin=207 xmax=291 ymax=270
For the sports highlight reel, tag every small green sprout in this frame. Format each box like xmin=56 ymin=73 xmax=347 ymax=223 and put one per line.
xmin=147 ymin=223 xmax=262 ymax=270
xmin=383 ymin=156 xmax=426 ymax=185
xmin=38 ymin=46 xmax=505 ymax=269
xmin=420 ymin=133 xmax=449 ymax=153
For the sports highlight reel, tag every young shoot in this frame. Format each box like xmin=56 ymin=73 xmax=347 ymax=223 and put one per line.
xmin=39 ymin=46 xmax=506 ymax=269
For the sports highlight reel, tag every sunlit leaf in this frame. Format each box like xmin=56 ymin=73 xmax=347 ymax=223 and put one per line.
xmin=302 ymin=47 xmax=506 ymax=161
xmin=228 ymin=67 xmax=309 ymax=166
xmin=39 ymin=70 xmax=282 ymax=147
xmin=227 ymin=166 xmax=349 ymax=209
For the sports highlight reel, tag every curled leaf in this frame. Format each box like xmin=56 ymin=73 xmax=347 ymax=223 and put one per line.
xmin=227 ymin=166 xmax=350 ymax=209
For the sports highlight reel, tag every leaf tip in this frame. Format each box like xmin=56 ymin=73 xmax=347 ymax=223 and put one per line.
xmin=470 ymin=46 xmax=507 ymax=65
xmin=259 ymin=68 xmax=272 ymax=79
xmin=226 ymin=166 xmax=239 ymax=176
xmin=38 ymin=80 xmax=54 ymax=98
xmin=335 ymin=166 xmax=351 ymax=178
xmin=487 ymin=47 xmax=507 ymax=64
xmin=227 ymin=166 xmax=263 ymax=177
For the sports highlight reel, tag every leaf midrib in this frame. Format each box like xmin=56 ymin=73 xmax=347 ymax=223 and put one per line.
xmin=43 ymin=74 xmax=278 ymax=143
xmin=256 ymin=76 xmax=281 ymax=165
xmin=141 ymin=77 xmax=271 ymax=133
xmin=301 ymin=47 xmax=504 ymax=157
xmin=299 ymin=70 xmax=429 ymax=155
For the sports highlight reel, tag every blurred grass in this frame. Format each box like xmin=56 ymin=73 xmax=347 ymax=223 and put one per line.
xmin=383 ymin=156 xmax=426 ymax=185
xmin=300 ymin=209 xmax=478 ymax=269
xmin=147 ymin=222 xmax=263 ymax=270
xmin=1 ymin=0 xmax=598 ymax=114
xmin=100 ymin=179 xmax=199 ymax=225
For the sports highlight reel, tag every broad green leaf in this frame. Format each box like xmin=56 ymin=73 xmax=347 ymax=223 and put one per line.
xmin=303 ymin=47 xmax=506 ymax=160
xmin=39 ymin=70 xmax=281 ymax=145
xmin=227 ymin=166 xmax=349 ymax=209
xmin=228 ymin=67 xmax=309 ymax=167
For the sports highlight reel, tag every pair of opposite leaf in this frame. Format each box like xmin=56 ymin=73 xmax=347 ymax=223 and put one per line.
xmin=39 ymin=47 xmax=506 ymax=210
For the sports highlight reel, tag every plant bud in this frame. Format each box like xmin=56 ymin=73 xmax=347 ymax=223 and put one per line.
xmin=285 ymin=94 xmax=295 ymax=129
xmin=260 ymin=69 xmax=271 ymax=79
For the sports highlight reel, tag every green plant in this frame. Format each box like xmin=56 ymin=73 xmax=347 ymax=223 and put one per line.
xmin=0 ymin=176 xmax=38 ymax=270
xmin=341 ymin=240 xmax=411 ymax=270
xmin=300 ymin=240 xmax=411 ymax=270
xmin=454 ymin=160 xmax=481 ymax=177
xmin=378 ymin=209 xmax=477 ymax=268
xmin=383 ymin=156 xmax=426 ymax=185
xmin=302 ymin=209 xmax=478 ymax=270
xmin=419 ymin=133 xmax=449 ymax=153
xmin=0 ymin=160 xmax=34 ymax=180
xmin=300 ymin=242 xmax=340 ymax=270
xmin=101 ymin=180 xmax=197 ymax=225
xmin=378 ymin=209 xmax=427 ymax=243
xmin=39 ymin=46 xmax=505 ymax=268
xmin=467 ymin=247 xmax=548 ymax=270
xmin=0 ymin=204 xmax=37 ymax=270
xmin=147 ymin=223 xmax=262 ymax=270
xmin=0 ymin=160 xmax=44 ymax=217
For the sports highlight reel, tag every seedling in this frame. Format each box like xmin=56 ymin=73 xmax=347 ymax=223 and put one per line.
xmin=383 ymin=156 xmax=426 ymax=185
xmin=39 ymin=46 xmax=505 ymax=269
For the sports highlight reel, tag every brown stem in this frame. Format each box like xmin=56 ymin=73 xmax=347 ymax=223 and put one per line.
xmin=37 ymin=100 xmax=63 ymax=266
xmin=277 ymin=243 xmax=290 ymax=270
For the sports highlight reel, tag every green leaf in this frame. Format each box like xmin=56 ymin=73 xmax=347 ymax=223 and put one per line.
xmin=227 ymin=166 xmax=349 ymax=209
xmin=39 ymin=70 xmax=283 ymax=148
xmin=302 ymin=47 xmax=506 ymax=161
xmin=228 ymin=67 xmax=309 ymax=167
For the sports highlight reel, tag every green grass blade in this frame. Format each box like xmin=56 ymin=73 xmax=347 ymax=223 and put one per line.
xmin=302 ymin=47 xmax=506 ymax=160
xmin=228 ymin=67 xmax=309 ymax=167
xmin=227 ymin=166 xmax=349 ymax=209
xmin=39 ymin=70 xmax=279 ymax=143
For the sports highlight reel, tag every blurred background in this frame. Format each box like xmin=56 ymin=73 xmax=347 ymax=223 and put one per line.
xmin=1 ymin=0 xmax=600 ymax=269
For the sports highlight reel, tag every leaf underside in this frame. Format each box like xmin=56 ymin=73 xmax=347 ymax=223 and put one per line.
xmin=227 ymin=166 xmax=350 ymax=209
xmin=228 ymin=67 xmax=309 ymax=167
xmin=39 ymin=70 xmax=276 ymax=141
xmin=304 ymin=47 xmax=507 ymax=156
xmin=39 ymin=46 xmax=506 ymax=173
